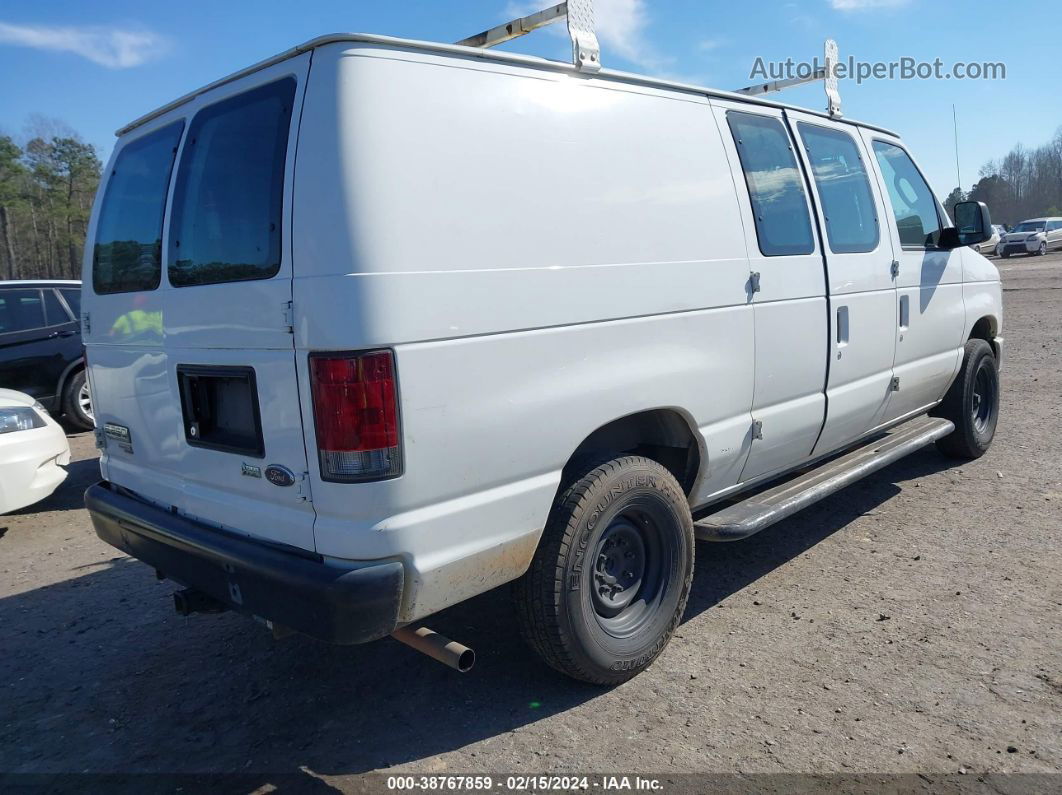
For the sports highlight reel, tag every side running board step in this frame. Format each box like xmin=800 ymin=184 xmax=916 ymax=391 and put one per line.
xmin=694 ymin=416 xmax=955 ymax=542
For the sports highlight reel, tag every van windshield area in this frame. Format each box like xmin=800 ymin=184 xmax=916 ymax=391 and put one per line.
xmin=1012 ymin=222 xmax=1045 ymax=233
xmin=168 ymin=78 xmax=295 ymax=288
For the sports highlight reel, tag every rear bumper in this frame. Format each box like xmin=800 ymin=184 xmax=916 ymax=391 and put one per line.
xmin=85 ymin=481 xmax=404 ymax=644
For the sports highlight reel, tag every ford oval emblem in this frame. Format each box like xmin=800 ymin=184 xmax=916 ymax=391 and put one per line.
xmin=264 ymin=465 xmax=296 ymax=487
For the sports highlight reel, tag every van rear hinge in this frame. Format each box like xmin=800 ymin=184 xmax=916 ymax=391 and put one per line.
xmin=749 ymin=271 xmax=762 ymax=294
xmin=82 ymin=312 xmax=91 ymax=336
xmin=296 ymin=472 xmax=312 ymax=502
xmin=891 ymin=376 xmax=901 ymax=392
xmin=752 ymin=419 xmax=764 ymax=440
xmin=282 ymin=301 xmax=294 ymax=334
xmin=93 ymin=427 xmax=106 ymax=450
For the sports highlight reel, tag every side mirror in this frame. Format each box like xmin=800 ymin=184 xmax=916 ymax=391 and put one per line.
xmin=941 ymin=201 xmax=993 ymax=249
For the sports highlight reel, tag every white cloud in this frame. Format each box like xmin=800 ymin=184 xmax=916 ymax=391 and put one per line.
xmin=829 ymin=0 xmax=911 ymax=9
xmin=0 ymin=20 xmax=167 ymax=68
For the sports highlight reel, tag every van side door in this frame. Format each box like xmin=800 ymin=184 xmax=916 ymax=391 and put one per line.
xmin=785 ymin=111 xmax=898 ymax=457
xmin=862 ymin=132 xmax=965 ymax=423
xmin=711 ymin=101 xmax=828 ymax=481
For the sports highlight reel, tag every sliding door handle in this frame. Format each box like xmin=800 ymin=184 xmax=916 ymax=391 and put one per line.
xmin=836 ymin=305 xmax=849 ymax=347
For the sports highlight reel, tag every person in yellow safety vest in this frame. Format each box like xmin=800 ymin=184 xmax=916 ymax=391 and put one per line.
xmin=108 ymin=294 xmax=163 ymax=342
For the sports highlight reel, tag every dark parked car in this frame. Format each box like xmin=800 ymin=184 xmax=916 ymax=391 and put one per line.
xmin=0 ymin=280 xmax=92 ymax=430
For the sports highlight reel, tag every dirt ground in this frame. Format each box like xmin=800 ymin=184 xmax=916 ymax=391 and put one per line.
xmin=1 ymin=253 xmax=1060 ymax=788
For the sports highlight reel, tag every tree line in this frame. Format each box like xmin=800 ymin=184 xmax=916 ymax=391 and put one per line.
xmin=0 ymin=124 xmax=101 ymax=282
xmin=945 ymin=126 xmax=1062 ymax=227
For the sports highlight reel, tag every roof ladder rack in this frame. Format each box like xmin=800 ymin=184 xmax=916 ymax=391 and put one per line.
xmin=734 ymin=39 xmax=842 ymax=118
xmin=455 ymin=0 xmax=601 ymax=73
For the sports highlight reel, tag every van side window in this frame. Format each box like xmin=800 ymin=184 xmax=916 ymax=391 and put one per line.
xmin=92 ymin=122 xmax=185 ymax=295
xmin=726 ymin=112 xmax=815 ymax=257
xmin=872 ymin=141 xmax=941 ymax=248
xmin=798 ymin=123 xmax=879 ymax=254
xmin=0 ymin=288 xmax=46 ymax=334
xmin=168 ymin=78 xmax=296 ymax=288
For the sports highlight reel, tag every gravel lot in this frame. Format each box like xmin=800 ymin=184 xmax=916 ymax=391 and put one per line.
xmin=1 ymin=253 xmax=1060 ymax=787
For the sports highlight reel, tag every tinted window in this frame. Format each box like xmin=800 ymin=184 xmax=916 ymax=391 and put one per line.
xmin=169 ymin=78 xmax=295 ymax=288
xmin=799 ymin=124 xmax=879 ymax=254
xmin=0 ymin=288 xmax=46 ymax=334
xmin=43 ymin=289 xmax=72 ymax=325
xmin=60 ymin=288 xmax=81 ymax=318
xmin=872 ymin=141 xmax=941 ymax=248
xmin=93 ymin=122 xmax=184 ymax=295
xmin=727 ymin=112 xmax=815 ymax=257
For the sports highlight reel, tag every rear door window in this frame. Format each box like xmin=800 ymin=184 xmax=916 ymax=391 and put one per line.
xmin=798 ymin=123 xmax=879 ymax=254
xmin=168 ymin=78 xmax=296 ymax=288
xmin=93 ymin=122 xmax=184 ymax=295
xmin=0 ymin=288 xmax=46 ymax=334
xmin=60 ymin=288 xmax=81 ymax=318
xmin=726 ymin=111 xmax=815 ymax=257
xmin=872 ymin=141 xmax=942 ymax=248
xmin=43 ymin=289 xmax=72 ymax=325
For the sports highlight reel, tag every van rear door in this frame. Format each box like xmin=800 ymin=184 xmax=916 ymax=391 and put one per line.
xmin=85 ymin=56 xmax=316 ymax=552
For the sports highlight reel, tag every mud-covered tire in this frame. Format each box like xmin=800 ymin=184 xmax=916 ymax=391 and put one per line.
xmin=62 ymin=369 xmax=94 ymax=431
xmin=933 ymin=339 xmax=999 ymax=459
xmin=513 ymin=456 xmax=694 ymax=685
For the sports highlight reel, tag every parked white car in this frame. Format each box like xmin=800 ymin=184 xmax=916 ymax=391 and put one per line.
xmin=970 ymin=224 xmax=1001 ymax=254
xmin=82 ymin=22 xmax=1003 ymax=684
xmin=0 ymin=388 xmax=70 ymax=514
xmin=998 ymin=217 xmax=1062 ymax=257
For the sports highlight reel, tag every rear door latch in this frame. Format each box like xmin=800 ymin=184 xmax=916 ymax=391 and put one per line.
xmin=296 ymin=472 xmax=312 ymax=503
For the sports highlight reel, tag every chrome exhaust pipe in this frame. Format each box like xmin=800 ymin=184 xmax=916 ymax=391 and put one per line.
xmin=391 ymin=626 xmax=475 ymax=673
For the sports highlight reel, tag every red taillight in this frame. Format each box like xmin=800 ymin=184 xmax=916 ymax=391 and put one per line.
xmin=309 ymin=350 xmax=401 ymax=481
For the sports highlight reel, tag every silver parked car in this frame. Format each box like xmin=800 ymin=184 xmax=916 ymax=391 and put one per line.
xmin=998 ymin=217 xmax=1062 ymax=258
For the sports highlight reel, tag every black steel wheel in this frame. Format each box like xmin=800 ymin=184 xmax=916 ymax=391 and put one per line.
xmin=513 ymin=456 xmax=694 ymax=685
xmin=933 ymin=339 xmax=999 ymax=459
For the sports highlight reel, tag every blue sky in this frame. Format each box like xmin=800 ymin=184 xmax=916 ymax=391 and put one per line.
xmin=0 ymin=0 xmax=1055 ymax=198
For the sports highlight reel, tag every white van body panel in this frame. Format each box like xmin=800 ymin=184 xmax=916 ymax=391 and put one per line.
xmin=84 ymin=54 xmax=317 ymax=552
xmin=294 ymin=44 xmax=758 ymax=618
xmin=83 ymin=35 xmax=1003 ymax=626
xmin=708 ymin=101 xmax=828 ymax=482
xmin=859 ymin=129 xmax=966 ymax=423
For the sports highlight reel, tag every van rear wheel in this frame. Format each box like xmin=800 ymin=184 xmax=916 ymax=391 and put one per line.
xmin=933 ymin=339 xmax=999 ymax=459
xmin=513 ymin=456 xmax=694 ymax=685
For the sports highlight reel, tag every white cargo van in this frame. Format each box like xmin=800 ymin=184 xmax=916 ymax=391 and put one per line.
xmin=83 ymin=8 xmax=1002 ymax=684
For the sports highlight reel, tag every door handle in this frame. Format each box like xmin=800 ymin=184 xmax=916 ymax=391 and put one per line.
xmin=836 ymin=306 xmax=849 ymax=347
xmin=898 ymin=295 xmax=910 ymax=329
